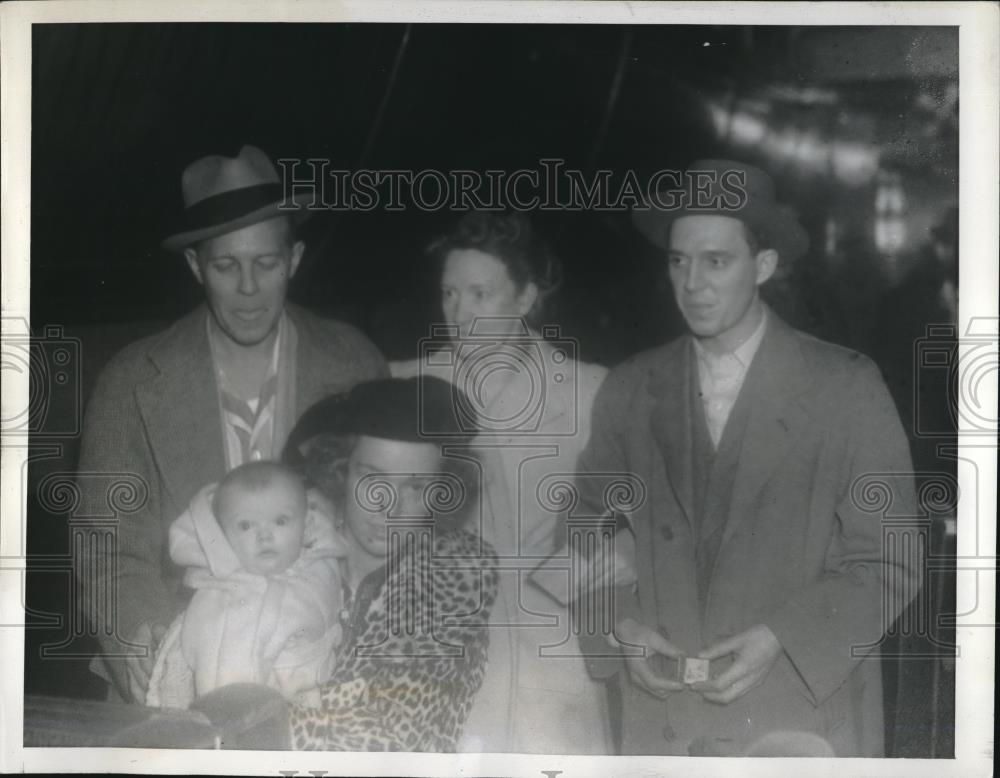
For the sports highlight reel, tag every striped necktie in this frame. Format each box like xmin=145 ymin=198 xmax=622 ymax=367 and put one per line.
xmin=219 ymin=369 xmax=279 ymax=464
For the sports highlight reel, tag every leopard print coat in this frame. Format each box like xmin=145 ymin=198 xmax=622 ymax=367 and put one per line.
xmin=290 ymin=528 xmax=498 ymax=751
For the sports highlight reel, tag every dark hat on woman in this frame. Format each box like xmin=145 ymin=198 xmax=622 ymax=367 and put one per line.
xmin=162 ymin=144 xmax=311 ymax=251
xmin=283 ymin=376 xmax=477 ymax=466
xmin=632 ymin=159 xmax=810 ymax=262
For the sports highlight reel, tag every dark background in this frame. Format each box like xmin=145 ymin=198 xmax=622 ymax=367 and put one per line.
xmin=24 ymin=23 xmax=959 ymax=756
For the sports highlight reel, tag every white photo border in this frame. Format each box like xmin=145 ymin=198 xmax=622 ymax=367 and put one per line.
xmin=1 ymin=1 xmax=996 ymax=776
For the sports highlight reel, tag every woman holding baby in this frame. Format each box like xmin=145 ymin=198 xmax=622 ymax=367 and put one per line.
xmin=280 ymin=376 xmax=499 ymax=751
xmin=145 ymin=375 xmax=499 ymax=751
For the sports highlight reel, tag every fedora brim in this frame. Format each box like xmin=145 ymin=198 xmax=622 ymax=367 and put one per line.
xmin=633 ymin=201 xmax=810 ymax=263
xmin=161 ymin=195 xmax=314 ymax=252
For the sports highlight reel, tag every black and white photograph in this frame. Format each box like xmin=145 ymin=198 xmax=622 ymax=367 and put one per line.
xmin=1 ymin=2 xmax=996 ymax=776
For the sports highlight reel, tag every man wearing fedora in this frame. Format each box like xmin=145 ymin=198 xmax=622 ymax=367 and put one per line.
xmin=76 ymin=145 xmax=387 ymax=703
xmin=577 ymin=159 xmax=918 ymax=755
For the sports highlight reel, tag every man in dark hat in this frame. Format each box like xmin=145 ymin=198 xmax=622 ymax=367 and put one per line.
xmin=578 ymin=160 xmax=918 ymax=755
xmin=76 ymin=145 xmax=387 ymax=703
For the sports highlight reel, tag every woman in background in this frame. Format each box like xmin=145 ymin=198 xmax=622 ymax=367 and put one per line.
xmin=392 ymin=211 xmax=614 ymax=754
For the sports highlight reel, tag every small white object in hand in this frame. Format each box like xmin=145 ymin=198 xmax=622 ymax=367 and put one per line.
xmin=682 ymin=657 xmax=710 ymax=684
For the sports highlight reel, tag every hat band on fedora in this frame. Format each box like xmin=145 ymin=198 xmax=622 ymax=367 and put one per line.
xmin=178 ymin=182 xmax=290 ymax=235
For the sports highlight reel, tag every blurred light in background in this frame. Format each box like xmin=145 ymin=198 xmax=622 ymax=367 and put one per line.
xmin=874 ymin=169 xmax=908 ymax=261
xmin=830 ymin=141 xmax=880 ymax=187
xmin=824 ymin=215 xmax=839 ymax=258
xmin=706 ymin=93 xmax=881 ymax=185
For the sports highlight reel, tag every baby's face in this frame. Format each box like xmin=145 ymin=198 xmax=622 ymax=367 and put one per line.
xmin=217 ymin=477 xmax=307 ymax=576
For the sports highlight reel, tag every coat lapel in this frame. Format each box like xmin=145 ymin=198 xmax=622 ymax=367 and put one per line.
xmin=135 ymin=306 xmax=227 ymax=508
xmin=717 ymin=314 xmax=814 ymax=549
xmin=648 ymin=338 xmax=696 ymax=531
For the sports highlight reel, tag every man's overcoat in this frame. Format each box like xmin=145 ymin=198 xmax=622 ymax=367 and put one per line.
xmin=578 ymin=313 xmax=918 ymax=756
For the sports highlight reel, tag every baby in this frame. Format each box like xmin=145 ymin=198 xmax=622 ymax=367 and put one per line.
xmin=145 ymin=461 xmax=345 ymax=710
xmin=214 ymin=462 xmax=310 ymax=578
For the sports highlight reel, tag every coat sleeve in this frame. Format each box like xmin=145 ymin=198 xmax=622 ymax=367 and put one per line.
xmin=572 ymin=368 xmax=645 ymax=679
xmin=75 ymin=351 xmax=175 ymax=696
xmin=290 ymin=534 xmax=499 ymax=751
xmin=764 ymin=357 xmax=921 ymax=705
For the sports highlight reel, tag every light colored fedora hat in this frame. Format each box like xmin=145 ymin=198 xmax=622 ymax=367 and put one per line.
xmin=161 ymin=144 xmax=311 ymax=252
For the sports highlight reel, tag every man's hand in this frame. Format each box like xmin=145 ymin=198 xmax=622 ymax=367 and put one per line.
xmin=125 ymin=620 xmax=167 ymax=703
xmin=691 ymin=624 xmax=782 ymax=704
xmin=613 ymin=617 xmax=686 ymax=698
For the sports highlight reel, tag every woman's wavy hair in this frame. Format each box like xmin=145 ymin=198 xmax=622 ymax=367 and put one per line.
xmin=427 ymin=210 xmax=563 ymax=328
xmin=287 ymin=431 xmax=356 ymax=510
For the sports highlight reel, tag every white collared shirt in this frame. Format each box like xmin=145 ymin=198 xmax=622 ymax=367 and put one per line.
xmin=693 ymin=309 xmax=768 ymax=448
